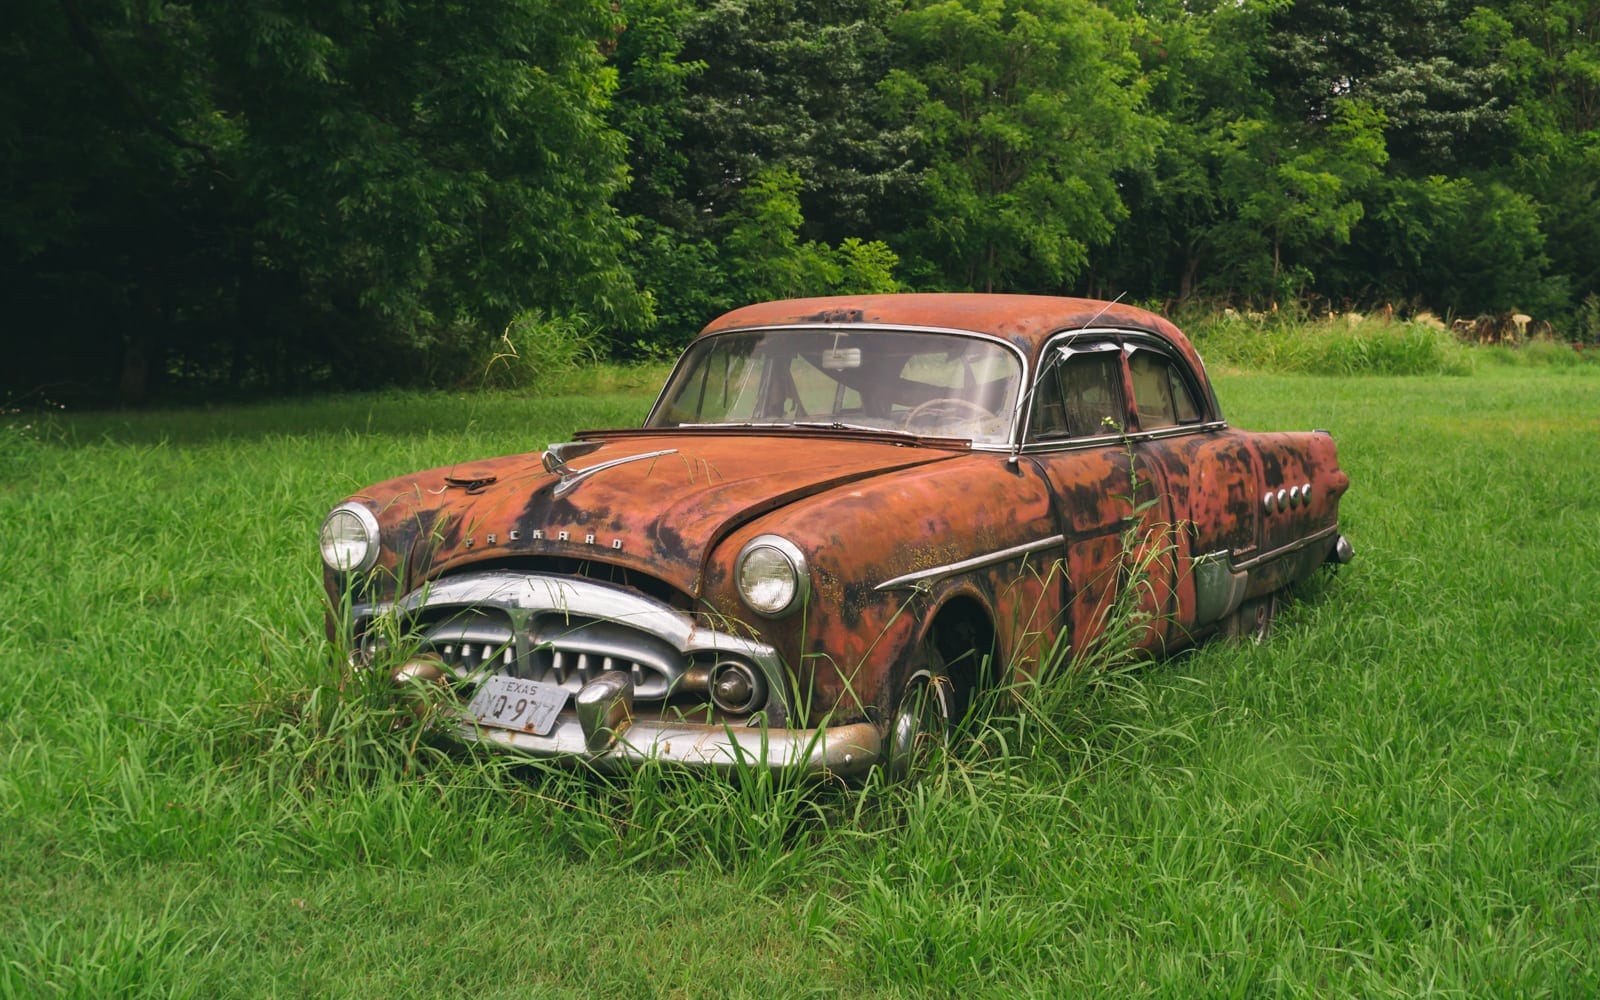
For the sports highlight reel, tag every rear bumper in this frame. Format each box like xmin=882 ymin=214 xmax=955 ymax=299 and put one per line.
xmin=1329 ymin=533 xmax=1355 ymax=564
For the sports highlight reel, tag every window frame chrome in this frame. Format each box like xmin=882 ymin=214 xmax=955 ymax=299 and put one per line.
xmin=1017 ymin=327 xmax=1228 ymax=455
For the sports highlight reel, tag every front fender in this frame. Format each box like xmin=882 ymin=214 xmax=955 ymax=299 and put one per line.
xmin=701 ymin=453 xmax=1060 ymax=724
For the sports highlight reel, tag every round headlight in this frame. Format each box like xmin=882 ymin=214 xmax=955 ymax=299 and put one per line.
xmin=320 ymin=502 xmax=380 ymax=574
xmin=735 ymin=535 xmax=809 ymax=618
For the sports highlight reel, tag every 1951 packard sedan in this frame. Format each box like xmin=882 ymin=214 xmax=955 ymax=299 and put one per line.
xmin=319 ymin=294 xmax=1352 ymax=777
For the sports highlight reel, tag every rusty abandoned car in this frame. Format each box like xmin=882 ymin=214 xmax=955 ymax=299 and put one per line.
xmin=319 ymin=294 xmax=1352 ymax=777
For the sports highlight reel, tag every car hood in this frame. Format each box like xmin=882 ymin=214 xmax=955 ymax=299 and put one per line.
xmin=352 ymin=431 xmax=967 ymax=597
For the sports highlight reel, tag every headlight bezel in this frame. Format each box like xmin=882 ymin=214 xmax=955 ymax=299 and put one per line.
xmin=319 ymin=502 xmax=381 ymax=575
xmin=735 ymin=534 xmax=810 ymax=618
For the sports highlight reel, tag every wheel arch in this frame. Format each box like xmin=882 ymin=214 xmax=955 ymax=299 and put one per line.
xmin=916 ymin=590 xmax=1001 ymax=700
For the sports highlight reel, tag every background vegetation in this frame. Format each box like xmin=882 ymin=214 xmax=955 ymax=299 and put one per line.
xmin=5 ymin=0 xmax=1599 ymax=404
xmin=2 ymin=335 xmax=1596 ymax=995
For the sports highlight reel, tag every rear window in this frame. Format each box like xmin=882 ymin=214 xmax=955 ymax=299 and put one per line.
xmin=1128 ymin=349 xmax=1202 ymax=428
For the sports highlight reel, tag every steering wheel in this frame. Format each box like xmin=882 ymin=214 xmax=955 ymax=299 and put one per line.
xmin=902 ymin=396 xmax=991 ymax=430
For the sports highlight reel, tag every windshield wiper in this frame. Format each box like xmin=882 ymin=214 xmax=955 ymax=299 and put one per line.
xmin=792 ymin=420 xmax=910 ymax=434
xmin=668 ymin=419 xmax=923 ymax=438
xmin=673 ymin=419 xmax=897 ymax=432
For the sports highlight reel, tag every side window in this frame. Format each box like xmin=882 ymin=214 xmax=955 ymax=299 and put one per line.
xmin=1063 ymin=353 xmax=1128 ymax=435
xmin=1028 ymin=366 xmax=1069 ymax=439
xmin=1128 ymin=349 xmax=1202 ymax=429
xmin=1029 ymin=346 xmax=1126 ymax=441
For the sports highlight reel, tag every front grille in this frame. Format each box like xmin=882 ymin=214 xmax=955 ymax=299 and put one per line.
xmin=405 ymin=607 xmax=683 ymax=701
xmin=355 ymin=570 xmax=786 ymax=723
xmin=428 ymin=623 xmax=517 ymax=674
xmin=522 ymin=613 xmax=679 ymax=698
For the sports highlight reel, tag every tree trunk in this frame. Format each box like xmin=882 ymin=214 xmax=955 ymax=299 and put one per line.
xmin=1179 ymin=253 xmax=1201 ymax=302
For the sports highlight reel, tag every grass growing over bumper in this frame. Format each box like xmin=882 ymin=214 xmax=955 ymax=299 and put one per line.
xmin=3 ymin=364 xmax=1597 ymax=996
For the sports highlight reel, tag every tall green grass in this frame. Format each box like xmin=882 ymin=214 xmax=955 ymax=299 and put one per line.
xmin=1185 ymin=312 xmax=1476 ymax=376
xmin=1476 ymin=337 xmax=1599 ymax=369
xmin=2 ymin=357 xmax=1596 ymax=995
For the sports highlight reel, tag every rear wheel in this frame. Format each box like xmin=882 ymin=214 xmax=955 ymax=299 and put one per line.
xmin=1225 ymin=593 xmax=1278 ymax=642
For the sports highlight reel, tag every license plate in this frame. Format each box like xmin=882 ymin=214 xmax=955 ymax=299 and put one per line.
xmin=466 ymin=675 xmax=570 ymax=736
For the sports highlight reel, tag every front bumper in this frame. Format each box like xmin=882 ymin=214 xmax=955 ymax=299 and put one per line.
xmin=444 ymin=692 xmax=884 ymax=778
xmin=397 ymin=659 xmax=883 ymax=777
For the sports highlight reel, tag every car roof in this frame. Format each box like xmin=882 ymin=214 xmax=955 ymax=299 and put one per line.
xmin=699 ymin=293 xmax=1194 ymax=358
xmin=699 ymin=294 xmax=1219 ymax=419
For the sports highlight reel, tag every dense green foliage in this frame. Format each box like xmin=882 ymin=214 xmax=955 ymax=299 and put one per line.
xmin=3 ymin=0 xmax=646 ymax=401
xmin=3 ymin=358 xmax=1597 ymax=993
xmin=4 ymin=0 xmax=1599 ymax=401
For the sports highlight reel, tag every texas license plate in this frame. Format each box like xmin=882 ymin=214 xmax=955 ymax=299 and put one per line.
xmin=466 ymin=675 xmax=570 ymax=736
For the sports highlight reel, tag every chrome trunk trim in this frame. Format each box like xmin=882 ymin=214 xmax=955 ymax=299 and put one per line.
xmin=1231 ymin=523 xmax=1341 ymax=571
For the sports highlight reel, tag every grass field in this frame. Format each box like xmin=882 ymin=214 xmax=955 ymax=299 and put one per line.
xmin=3 ymin=354 xmax=1597 ymax=997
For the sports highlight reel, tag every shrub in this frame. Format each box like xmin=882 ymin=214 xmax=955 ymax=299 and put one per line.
xmin=1187 ymin=312 xmax=1472 ymax=376
xmin=1306 ymin=320 xmax=1474 ymax=376
xmin=476 ymin=311 xmax=602 ymax=389
xmin=1478 ymin=338 xmax=1598 ymax=369
xmin=1574 ymin=293 xmax=1600 ymax=346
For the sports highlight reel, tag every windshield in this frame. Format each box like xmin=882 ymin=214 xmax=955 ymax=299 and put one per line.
xmin=647 ymin=329 xmax=1023 ymax=445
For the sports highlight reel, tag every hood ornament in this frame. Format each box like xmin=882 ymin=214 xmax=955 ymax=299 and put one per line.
xmin=541 ymin=441 xmax=678 ymax=499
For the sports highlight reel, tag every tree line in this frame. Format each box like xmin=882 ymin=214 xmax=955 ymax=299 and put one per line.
xmin=3 ymin=0 xmax=1596 ymax=403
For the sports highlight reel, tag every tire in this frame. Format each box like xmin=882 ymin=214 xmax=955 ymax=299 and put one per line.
xmin=1224 ymin=593 xmax=1278 ymax=643
xmin=883 ymin=643 xmax=963 ymax=780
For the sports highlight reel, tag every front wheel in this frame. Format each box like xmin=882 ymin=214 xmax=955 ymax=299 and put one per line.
xmin=884 ymin=649 xmax=966 ymax=780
